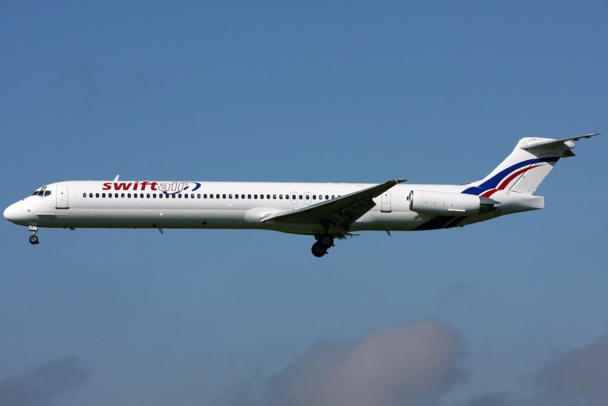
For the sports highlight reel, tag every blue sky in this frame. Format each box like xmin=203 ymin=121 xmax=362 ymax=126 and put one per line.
xmin=1 ymin=2 xmax=607 ymax=405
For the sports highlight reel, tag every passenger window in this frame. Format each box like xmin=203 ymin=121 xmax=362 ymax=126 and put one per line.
xmin=89 ymin=193 xmax=93 ymax=198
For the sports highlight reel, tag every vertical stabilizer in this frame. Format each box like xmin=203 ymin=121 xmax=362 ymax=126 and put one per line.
xmin=463 ymin=133 xmax=599 ymax=196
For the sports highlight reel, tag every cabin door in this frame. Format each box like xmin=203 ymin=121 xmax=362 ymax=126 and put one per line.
xmin=56 ymin=185 xmax=69 ymax=209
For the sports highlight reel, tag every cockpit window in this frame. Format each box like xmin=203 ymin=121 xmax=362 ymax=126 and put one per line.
xmin=31 ymin=187 xmax=51 ymax=197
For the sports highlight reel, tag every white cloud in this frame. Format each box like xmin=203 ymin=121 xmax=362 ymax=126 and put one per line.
xmin=459 ymin=333 xmax=608 ymax=406
xmin=225 ymin=320 xmax=608 ymax=406
xmin=0 ymin=357 xmax=88 ymax=406
xmin=536 ymin=334 xmax=608 ymax=406
xmin=229 ymin=319 xmax=466 ymax=406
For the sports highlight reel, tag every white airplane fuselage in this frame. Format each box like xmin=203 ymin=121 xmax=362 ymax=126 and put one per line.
xmin=4 ymin=180 xmax=510 ymax=233
xmin=4 ymin=134 xmax=599 ymax=256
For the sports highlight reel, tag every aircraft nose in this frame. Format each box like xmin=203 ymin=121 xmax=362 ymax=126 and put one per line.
xmin=4 ymin=201 xmax=28 ymax=224
xmin=4 ymin=203 xmax=16 ymax=222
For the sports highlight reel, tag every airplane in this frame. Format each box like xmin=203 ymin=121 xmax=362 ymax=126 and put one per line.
xmin=4 ymin=133 xmax=600 ymax=257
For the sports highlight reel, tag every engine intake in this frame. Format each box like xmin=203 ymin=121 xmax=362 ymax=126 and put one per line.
xmin=409 ymin=190 xmax=497 ymax=216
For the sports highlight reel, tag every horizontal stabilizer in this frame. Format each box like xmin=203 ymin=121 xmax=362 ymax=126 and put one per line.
xmin=522 ymin=133 xmax=600 ymax=150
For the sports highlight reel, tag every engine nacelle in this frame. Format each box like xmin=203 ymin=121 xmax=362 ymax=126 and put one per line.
xmin=408 ymin=190 xmax=496 ymax=216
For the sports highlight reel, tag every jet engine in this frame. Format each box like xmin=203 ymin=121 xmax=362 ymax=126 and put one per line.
xmin=408 ymin=190 xmax=497 ymax=216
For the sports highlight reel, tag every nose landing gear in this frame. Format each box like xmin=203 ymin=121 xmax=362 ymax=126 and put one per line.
xmin=311 ymin=233 xmax=334 ymax=257
xmin=28 ymin=226 xmax=39 ymax=245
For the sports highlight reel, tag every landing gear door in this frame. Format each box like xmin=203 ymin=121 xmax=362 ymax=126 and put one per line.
xmin=56 ymin=185 xmax=69 ymax=209
xmin=381 ymin=191 xmax=392 ymax=213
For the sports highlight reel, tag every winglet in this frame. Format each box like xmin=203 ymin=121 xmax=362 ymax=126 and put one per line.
xmin=387 ymin=179 xmax=407 ymax=188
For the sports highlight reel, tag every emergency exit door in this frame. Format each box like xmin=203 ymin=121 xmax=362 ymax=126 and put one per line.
xmin=381 ymin=191 xmax=392 ymax=213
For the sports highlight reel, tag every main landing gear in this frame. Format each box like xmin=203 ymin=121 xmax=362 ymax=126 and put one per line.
xmin=29 ymin=226 xmax=39 ymax=245
xmin=311 ymin=233 xmax=334 ymax=257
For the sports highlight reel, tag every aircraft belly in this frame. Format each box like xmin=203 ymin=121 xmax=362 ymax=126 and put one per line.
xmin=266 ymin=222 xmax=326 ymax=235
xmin=41 ymin=208 xmax=257 ymax=229
xmin=34 ymin=206 xmax=495 ymax=234
xmin=351 ymin=210 xmax=420 ymax=232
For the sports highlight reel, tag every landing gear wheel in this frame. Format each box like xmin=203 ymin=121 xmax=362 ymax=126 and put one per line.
xmin=318 ymin=234 xmax=334 ymax=249
xmin=311 ymin=242 xmax=327 ymax=257
xmin=29 ymin=235 xmax=39 ymax=245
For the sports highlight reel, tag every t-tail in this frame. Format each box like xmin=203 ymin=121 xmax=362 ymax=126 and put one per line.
xmin=463 ymin=133 xmax=600 ymax=198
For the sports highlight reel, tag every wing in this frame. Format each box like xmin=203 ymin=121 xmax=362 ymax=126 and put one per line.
xmin=261 ymin=179 xmax=405 ymax=234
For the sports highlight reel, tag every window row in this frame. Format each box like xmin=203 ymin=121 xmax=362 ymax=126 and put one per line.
xmin=83 ymin=192 xmax=339 ymax=201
